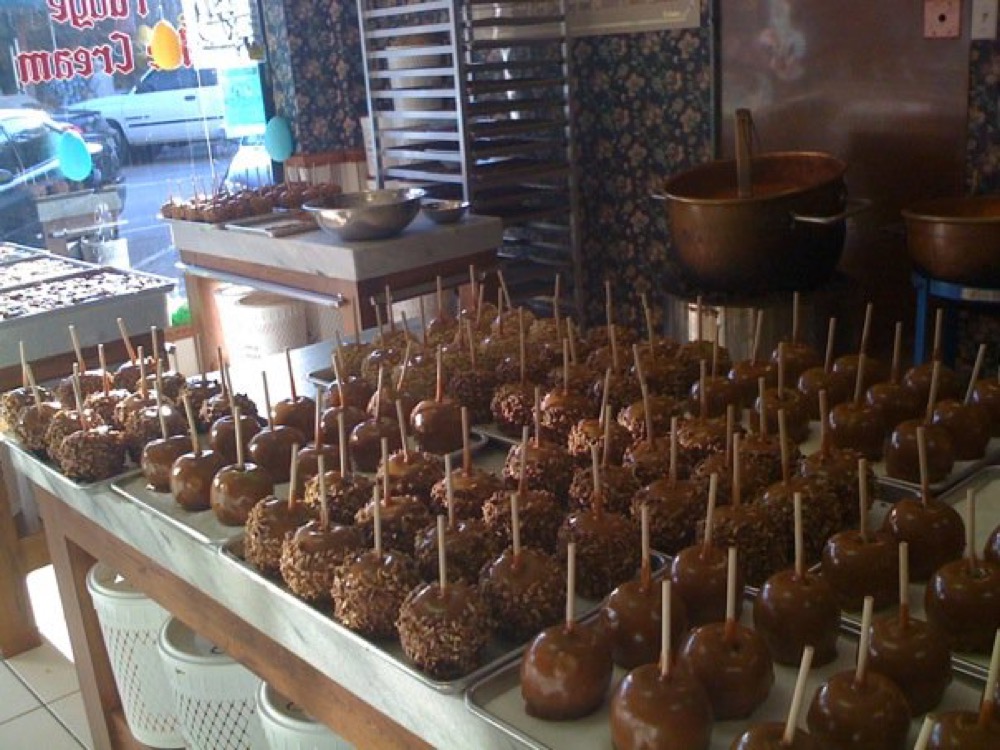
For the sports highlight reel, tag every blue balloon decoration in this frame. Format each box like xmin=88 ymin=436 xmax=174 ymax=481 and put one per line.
xmin=264 ymin=116 xmax=294 ymax=163
xmin=57 ymin=131 xmax=93 ymax=182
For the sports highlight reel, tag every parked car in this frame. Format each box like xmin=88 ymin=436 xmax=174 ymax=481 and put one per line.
xmin=0 ymin=108 xmax=125 ymax=248
xmin=67 ymin=67 xmax=226 ymax=162
xmin=0 ymin=94 xmax=123 ymax=180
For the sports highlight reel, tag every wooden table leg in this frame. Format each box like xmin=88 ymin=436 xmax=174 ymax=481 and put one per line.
xmin=0 ymin=459 xmax=41 ymax=658
xmin=36 ymin=487 xmax=124 ymax=750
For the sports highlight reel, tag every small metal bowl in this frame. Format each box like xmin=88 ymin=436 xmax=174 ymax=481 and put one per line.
xmin=303 ymin=188 xmax=425 ymax=241
xmin=421 ymin=199 xmax=470 ymax=225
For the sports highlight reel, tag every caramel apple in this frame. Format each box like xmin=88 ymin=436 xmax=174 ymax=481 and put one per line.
xmin=731 ymin=647 xmax=821 ymax=750
xmin=409 ymin=347 xmax=463 ymax=455
xmin=886 ymin=420 xmax=954 ymax=485
xmin=925 ymin=496 xmax=1000 ymax=654
xmin=398 ymin=516 xmax=491 ymax=679
xmin=323 ymin=374 xmax=374 ymax=411
xmin=602 ymin=505 xmax=689 ymax=669
xmin=520 ymin=543 xmax=613 ymax=720
xmin=729 ymin=312 xmax=777 ymax=405
xmin=479 ymin=545 xmax=564 ymax=642
xmin=142 ymin=433 xmax=190 ymax=492
xmin=331 ymin=546 xmax=421 ymax=638
xmin=210 ymin=407 xmax=274 ymax=526
xmin=868 ymin=542 xmax=952 ymax=715
xmin=348 ymin=417 xmax=399 ymax=474
xmin=540 ymin=347 xmax=595 ymax=444
xmin=882 ymin=497 xmax=964 ymax=583
xmin=245 ymin=450 xmax=315 ymax=577
xmin=609 ymin=579 xmax=711 ymax=750
xmin=865 ymin=321 xmax=922 ymax=431
xmin=971 ymin=369 xmax=1000 ymax=437
xmin=822 ymin=465 xmax=898 ymax=610
xmin=170 ymin=446 xmax=226 ymax=511
xmin=806 ymin=598 xmax=911 ymax=750
xmin=771 ymin=296 xmax=821 ymax=382
xmin=318 ymin=404 xmax=366 ymax=446
xmin=209 ymin=411 xmax=261 ymax=465
xmin=677 ymin=548 xmax=774 ymax=720
xmin=924 ymin=632 xmax=1000 ymax=749
xmin=905 ymin=361 xmax=963 ymax=405
xmin=828 ymin=352 xmax=887 ymax=460
xmin=248 ymin=372 xmax=305 ymax=483
xmin=930 ymin=343 xmax=992 ymax=460
xmin=753 ymin=493 xmax=840 ymax=667
xmin=798 ymin=316 xmax=852 ymax=419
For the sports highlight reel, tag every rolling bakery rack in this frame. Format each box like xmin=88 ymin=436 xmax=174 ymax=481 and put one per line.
xmin=357 ymin=0 xmax=583 ymax=317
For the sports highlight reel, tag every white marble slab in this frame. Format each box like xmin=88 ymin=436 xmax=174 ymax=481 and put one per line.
xmin=167 ymin=213 xmax=504 ymax=282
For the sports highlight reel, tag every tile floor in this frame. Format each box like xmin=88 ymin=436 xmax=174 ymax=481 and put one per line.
xmin=0 ymin=566 xmax=93 ymax=749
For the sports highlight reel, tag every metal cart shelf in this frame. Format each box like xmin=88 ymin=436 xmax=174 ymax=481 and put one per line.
xmin=358 ymin=0 xmax=582 ymax=317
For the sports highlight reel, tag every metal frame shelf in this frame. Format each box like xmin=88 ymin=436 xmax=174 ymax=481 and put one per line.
xmin=357 ymin=0 xmax=582 ymax=317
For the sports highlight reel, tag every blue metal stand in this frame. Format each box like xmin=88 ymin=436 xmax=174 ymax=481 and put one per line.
xmin=912 ymin=272 xmax=1000 ymax=366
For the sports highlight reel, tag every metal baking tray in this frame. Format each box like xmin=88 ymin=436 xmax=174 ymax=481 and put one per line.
xmin=833 ymin=468 xmax=1000 ymax=683
xmin=0 ymin=267 xmax=172 ymax=369
xmin=0 ymin=243 xmax=40 ymax=266
xmin=111 ymin=470 xmax=248 ymax=545
xmin=223 ymin=211 xmax=318 ymax=238
xmin=797 ymin=423 xmax=1000 ymax=496
xmin=0 ymin=254 xmax=94 ymax=292
xmin=466 ymin=610 xmax=986 ymax=750
xmin=1 ymin=433 xmax=141 ymax=492
xmin=218 ymin=533 xmax=668 ymax=695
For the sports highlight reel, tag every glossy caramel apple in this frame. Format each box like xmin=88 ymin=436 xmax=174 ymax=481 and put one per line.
xmin=753 ymin=387 xmax=810 ymax=444
xmin=729 ymin=360 xmax=777 ymax=405
xmin=324 ymin=375 xmax=375 ymax=410
xmin=520 ymin=621 xmax=613 ymax=720
xmin=730 ymin=723 xmax=820 ymax=750
xmin=866 ymin=381 xmax=922 ymax=433
xmin=690 ymin=375 xmax=741 ymax=419
xmin=806 ymin=669 xmax=911 ymax=750
xmin=271 ymin=395 xmax=315 ymax=439
xmin=882 ymin=498 xmax=965 ymax=582
xmin=828 ymin=401 xmax=886 ymax=460
xmin=210 ymin=462 xmax=274 ymax=526
xmin=833 ymin=354 xmax=889 ymax=392
xmin=209 ymin=413 xmax=261 ymax=464
xmin=752 ymin=568 xmax=839 ymax=667
xmin=926 ymin=710 xmax=1000 ymax=750
xmin=141 ymin=434 xmax=190 ymax=492
xmin=601 ymin=576 xmax=689 ymax=670
xmin=932 ymin=399 xmax=992 ymax=461
xmin=348 ymin=417 xmax=401 ymax=473
xmin=798 ymin=366 xmax=853 ymax=420
xmin=971 ymin=377 xmax=1000 ymax=437
xmin=293 ymin=442 xmax=341 ymax=496
xmin=247 ymin=424 xmax=305 ymax=483
xmin=170 ymin=449 xmax=227 ymax=511
xmin=821 ymin=530 xmax=899 ymax=611
xmin=409 ymin=398 xmax=463 ymax=455
xmin=677 ymin=620 xmax=774 ymax=720
xmin=884 ymin=420 xmax=955 ymax=485
xmin=671 ymin=544 xmax=741 ymax=627
xmin=610 ymin=662 xmax=713 ymax=750
xmin=925 ymin=557 xmax=1000 ymax=654
xmin=904 ymin=361 xmax=963 ymax=406
xmin=318 ymin=404 xmax=366 ymax=445
xmin=867 ymin=613 xmax=952 ymax=714
xmin=773 ymin=341 xmax=821 ymax=383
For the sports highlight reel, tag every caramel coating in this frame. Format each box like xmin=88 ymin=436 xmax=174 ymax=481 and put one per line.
xmin=610 ymin=663 xmax=712 ymax=750
xmin=752 ymin=569 xmax=839 ymax=667
xmin=520 ymin=622 xmax=612 ymax=720
xmin=806 ymin=670 xmax=911 ymax=750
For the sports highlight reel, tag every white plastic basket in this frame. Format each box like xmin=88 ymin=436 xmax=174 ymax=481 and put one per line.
xmin=256 ymin=682 xmax=353 ymax=750
xmin=158 ymin=617 xmax=263 ymax=750
xmin=85 ymin=563 xmax=183 ymax=748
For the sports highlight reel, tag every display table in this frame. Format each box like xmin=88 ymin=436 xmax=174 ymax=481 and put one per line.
xmin=0 ymin=342 xmax=523 ymax=749
xmin=168 ymin=213 xmax=504 ymax=369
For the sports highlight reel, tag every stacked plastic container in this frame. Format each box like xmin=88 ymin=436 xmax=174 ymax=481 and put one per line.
xmin=85 ymin=562 xmax=183 ymax=748
xmin=256 ymin=682 xmax=353 ymax=750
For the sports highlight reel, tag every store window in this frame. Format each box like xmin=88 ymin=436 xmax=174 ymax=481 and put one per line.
xmin=0 ymin=0 xmax=272 ymax=320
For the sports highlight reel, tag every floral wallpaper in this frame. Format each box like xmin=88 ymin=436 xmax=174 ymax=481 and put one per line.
xmin=570 ymin=13 xmax=714 ymax=327
xmin=967 ymin=41 xmax=1000 ymax=195
xmin=262 ymin=0 xmax=367 ymax=154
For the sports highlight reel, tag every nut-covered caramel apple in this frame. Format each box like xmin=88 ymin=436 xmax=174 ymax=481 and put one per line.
xmin=245 ymin=450 xmax=314 ymax=577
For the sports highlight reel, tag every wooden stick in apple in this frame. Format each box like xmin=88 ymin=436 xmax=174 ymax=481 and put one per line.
xmin=724 ymin=546 xmax=739 ymax=643
xmin=565 ymin=541 xmax=577 ymax=631
xmin=461 ymin=406 xmax=472 ymax=474
xmin=68 ymin=324 xmax=86 ymax=372
xmin=855 ymin=595 xmax=875 ymax=686
xmin=116 ymin=317 xmax=137 ymax=364
xmin=287 ymin=442 xmax=300 ymax=512
xmin=98 ymin=345 xmax=109 ymax=397
xmin=660 ymin=578 xmax=673 ymax=678
xmin=782 ymin=645 xmax=815 ymax=746
xmin=437 ymin=515 xmax=448 ymax=595
xmin=964 ymin=343 xmax=988 ymax=406
xmin=979 ymin=629 xmax=1000 ymax=727
xmin=317 ymin=453 xmax=330 ymax=530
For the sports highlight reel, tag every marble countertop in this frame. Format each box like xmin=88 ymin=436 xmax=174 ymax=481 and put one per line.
xmin=2 ymin=440 xmax=525 ymax=749
xmin=166 ymin=213 xmax=505 ymax=282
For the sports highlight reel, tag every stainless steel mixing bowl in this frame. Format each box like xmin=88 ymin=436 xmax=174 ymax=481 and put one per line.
xmin=303 ymin=188 xmax=426 ymax=241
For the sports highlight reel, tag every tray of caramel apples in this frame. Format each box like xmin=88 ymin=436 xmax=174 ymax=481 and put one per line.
xmin=826 ymin=467 xmax=1000 ymax=684
xmin=466 ymin=543 xmax=997 ymax=750
xmin=216 ymin=521 xmax=670 ymax=694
